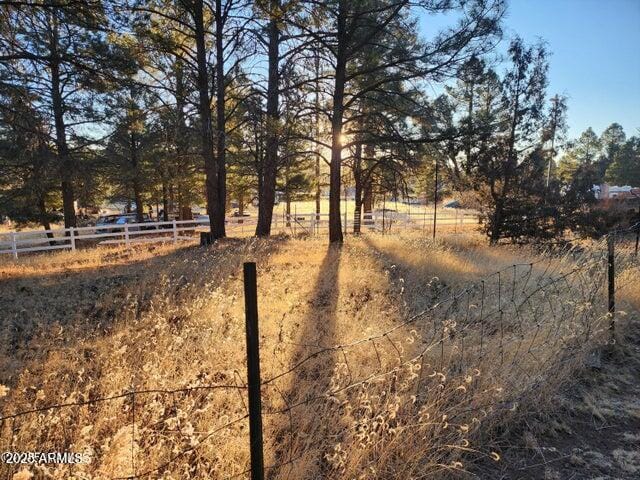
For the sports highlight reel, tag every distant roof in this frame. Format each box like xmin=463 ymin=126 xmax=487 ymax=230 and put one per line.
xmin=608 ymin=185 xmax=634 ymax=192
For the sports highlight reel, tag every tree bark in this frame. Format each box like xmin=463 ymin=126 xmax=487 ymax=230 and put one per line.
xmin=37 ymin=197 xmax=54 ymax=243
xmin=174 ymin=57 xmax=189 ymax=218
xmin=314 ymin=49 xmax=321 ymax=220
xmin=363 ymin=182 xmax=372 ymax=215
xmin=238 ymin=192 xmax=245 ymax=216
xmin=490 ymin=198 xmax=504 ymax=244
xmin=328 ymin=1 xmax=347 ymax=243
xmin=212 ymin=0 xmax=227 ymax=238
xmin=256 ymin=0 xmax=280 ymax=236
xmin=362 ymin=143 xmax=374 ymax=225
xmin=354 ymin=180 xmax=363 ymax=234
xmin=129 ymin=131 xmax=144 ymax=222
xmin=285 ymin=171 xmax=291 ymax=228
xmin=353 ymin=142 xmax=363 ymax=234
xmin=133 ymin=183 xmax=144 ymax=222
xmin=193 ymin=0 xmax=220 ymax=239
xmin=49 ymin=18 xmax=76 ymax=228
xmin=161 ymin=178 xmax=169 ymax=221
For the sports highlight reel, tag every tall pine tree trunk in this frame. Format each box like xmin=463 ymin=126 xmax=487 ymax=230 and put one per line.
xmin=130 ymin=131 xmax=144 ymax=222
xmin=193 ymin=0 xmax=219 ymax=239
xmin=213 ymin=0 xmax=226 ymax=238
xmin=490 ymin=197 xmax=504 ymax=244
xmin=314 ymin=49 xmax=321 ymax=221
xmin=49 ymin=20 xmax=76 ymax=228
xmin=174 ymin=58 xmax=189 ymax=219
xmin=328 ymin=2 xmax=347 ymax=243
xmin=362 ymin=143 xmax=374 ymax=225
xmin=353 ymin=143 xmax=363 ymax=234
xmin=256 ymin=0 xmax=280 ymax=236
xmin=354 ymin=180 xmax=363 ymax=234
xmin=162 ymin=179 xmax=169 ymax=221
xmin=37 ymin=197 xmax=54 ymax=243
xmin=238 ymin=193 xmax=245 ymax=216
xmin=133 ymin=183 xmax=144 ymax=223
xmin=285 ymin=168 xmax=291 ymax=228
xmin=363 ymin=182 xmax=372 ymax=215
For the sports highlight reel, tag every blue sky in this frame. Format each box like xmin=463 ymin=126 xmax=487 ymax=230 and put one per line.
xmin=419 ymin=0 xmax=640 ymax=140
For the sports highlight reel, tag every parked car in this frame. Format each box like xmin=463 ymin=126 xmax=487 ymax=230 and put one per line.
xmin=95 ymin=213 xmax=154 ymax=234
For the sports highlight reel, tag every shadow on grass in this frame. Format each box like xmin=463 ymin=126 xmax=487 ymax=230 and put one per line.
xmin=269 ymin=244 xmax=342 ymax=479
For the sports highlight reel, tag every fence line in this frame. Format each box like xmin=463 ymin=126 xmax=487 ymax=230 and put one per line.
xmin=0 ymin=211 xmax=480 ymax=258
xmin=1 ymin=234 xmax=638 ymax=479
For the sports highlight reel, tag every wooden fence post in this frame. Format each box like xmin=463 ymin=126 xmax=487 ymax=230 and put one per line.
xmin=243 ymin=262 xmax=264 ymax=480
xmin=344 ymin=201 xmax=347 ymax=237
xmin=11 ymin=232 xmax=18 ymax=259
xmin=172 ymin=219 xmax=178 ymax=243
xmin=607 ymin=235 xmax=615 ymax=337
xmin=124 ymin=223 xmax=130 ymax=246
xmin=70 ymin=227 xmax=76 ymax=251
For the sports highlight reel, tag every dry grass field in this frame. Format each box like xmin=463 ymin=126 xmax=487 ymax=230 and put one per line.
xmin=0 ymin=232 xmax=638 ymax=479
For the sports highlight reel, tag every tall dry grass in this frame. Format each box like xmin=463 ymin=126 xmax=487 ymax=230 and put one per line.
xmin=0 ymin=233 xmax=636 ymax=479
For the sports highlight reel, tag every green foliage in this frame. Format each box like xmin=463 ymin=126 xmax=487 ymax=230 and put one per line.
xmin=0 ymin=0 xmax=629 ymax=244
xmin=571 ymin=127 xmax=601 ymax=165
xmin=0 ymin=89 xmax=61 ymax=227
xmin=605 ymin=137 xmax=640 ymax=187
xmin=596 ymin=123 xmax=625 ymax=178
xmin=556 ymin=152 xmax=579 ymax=183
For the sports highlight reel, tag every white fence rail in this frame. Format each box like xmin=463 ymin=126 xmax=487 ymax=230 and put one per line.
xmin=0 ymin=219 xmax=209 ymax=258
xmin=0 ymin=210 xmax=480 ymax=258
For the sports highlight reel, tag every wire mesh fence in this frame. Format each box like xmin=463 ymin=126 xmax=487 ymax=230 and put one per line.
xmin=0 ymin=234 xmax=638 ymax=479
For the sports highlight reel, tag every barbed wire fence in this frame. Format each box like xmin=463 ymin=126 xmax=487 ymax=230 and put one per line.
xmin=0 ymin=232 xmax=638 ymax=479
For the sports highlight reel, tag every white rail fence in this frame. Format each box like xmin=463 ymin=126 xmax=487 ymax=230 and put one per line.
xmin=0 ymin=210 xmax=480 ymax=258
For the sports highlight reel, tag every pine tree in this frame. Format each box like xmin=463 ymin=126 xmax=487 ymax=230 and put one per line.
xmin=606 ymin=136 xmax=640 ymax=187
xmin=0 ymin=87 xmax=60 ymax=231
xmin=0 ymin=1 xmax=134 ymax=227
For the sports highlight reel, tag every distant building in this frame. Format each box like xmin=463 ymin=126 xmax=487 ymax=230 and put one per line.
xmin=594 ymin=184 xmax=640 ymax=200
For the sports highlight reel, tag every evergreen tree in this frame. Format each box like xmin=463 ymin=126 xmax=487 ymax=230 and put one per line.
xmin=598 ymin=122 xmax=626 ymax=181
xmin=0 ymin=1 xmax=134 ymax=227
xmin=606 ymin=136 xmax=640 ymax=187
xmin=0 ymin=87 xmax=60 ymax=231
xmin=103 ymin=87 xmax=154 ymax=221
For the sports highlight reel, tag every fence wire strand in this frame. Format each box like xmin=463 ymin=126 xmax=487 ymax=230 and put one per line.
xmin=1 ymin=233 xmax=638 ymax=479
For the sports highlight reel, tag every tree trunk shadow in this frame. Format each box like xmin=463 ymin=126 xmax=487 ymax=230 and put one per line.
xmin=268 ymin=244 xmax=343 ymax=479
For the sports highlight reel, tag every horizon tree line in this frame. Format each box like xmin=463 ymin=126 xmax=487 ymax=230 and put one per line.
xmin=1 ymin=0 xmax=637 ymax=243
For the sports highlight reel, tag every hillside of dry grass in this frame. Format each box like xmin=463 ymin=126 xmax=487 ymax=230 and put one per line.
xmin=0 ymin=233 xmax=638 ymax=479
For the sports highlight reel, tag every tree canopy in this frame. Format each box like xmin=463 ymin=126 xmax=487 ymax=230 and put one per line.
xmin=0 ymin=0 xmax=636 ymax=242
